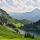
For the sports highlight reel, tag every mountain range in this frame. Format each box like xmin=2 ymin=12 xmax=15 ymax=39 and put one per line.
xmin=9 ymin=8 xmax=40 ymax=22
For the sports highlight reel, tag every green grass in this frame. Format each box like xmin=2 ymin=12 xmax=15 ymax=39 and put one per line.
xmin=0 ymin=25 xmax=22 ymax=39
xmin=0 ymin=37 xmax=40 ymax=40
xmin=0 ymin=25 xmax=40 ymax=40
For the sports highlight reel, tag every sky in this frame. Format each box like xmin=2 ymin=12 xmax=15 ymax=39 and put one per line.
xmin=0 ymin=0 xmax=40 ymax=13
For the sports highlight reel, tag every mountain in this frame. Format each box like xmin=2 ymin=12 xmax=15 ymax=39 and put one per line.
xmin=0 ymin=9 xmax=22 ymax=39
xmin=10 ymin=8 xmax=40 ymax=22
xmin=18 ymin=19 xmax=32 ymax=25
xmin=0 ymin=9 xmax=12 ymax=25
xmin=0 ymin=9 xmax=24 ymax=29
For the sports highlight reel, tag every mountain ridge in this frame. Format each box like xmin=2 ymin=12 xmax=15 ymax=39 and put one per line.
xmin=10 ymin=8 xmax=40 ymax=22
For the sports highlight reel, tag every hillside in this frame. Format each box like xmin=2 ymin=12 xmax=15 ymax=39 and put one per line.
xmin=19 ymin=19 xmax=32 ymax=25
xmin=0 ymin=9 xmax=12 ymax=25
xmin=11 ymin=18 xmax=32 ymax=25
xmin=0 ymin=9 xmax=23 ymax=39
xmin=0 ymin=25 xmax=22 ymax=39
xmin=0 ymin=25 xmax=40 ymax=40
xmin=0 ymin=9 xmax=23 ymax=29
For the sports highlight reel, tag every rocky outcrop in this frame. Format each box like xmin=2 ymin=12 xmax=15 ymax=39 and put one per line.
xmin=0 ymin=9 xmax=11 ymax=25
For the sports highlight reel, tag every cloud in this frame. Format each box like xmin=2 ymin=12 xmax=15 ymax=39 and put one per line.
xmin=0 ymin=0 xmax=6 ymax=4
xmin=2 ymin=6 xmax=33 ymax=13
xmin=0 ymin=0 xmax=40 ymax=13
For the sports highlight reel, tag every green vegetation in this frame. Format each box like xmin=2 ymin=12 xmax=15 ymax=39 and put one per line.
xmin=10 ymin=19 xmax=24 ymax=28
xmin=0 ymin=25 xmax=22 ymax=39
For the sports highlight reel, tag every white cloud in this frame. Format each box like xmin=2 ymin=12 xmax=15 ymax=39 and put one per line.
xmin=2 ymin=6 xmax=34 ymax=13
xmin=0 ymin=0 xmax=6 ymax=3
xmin=0 ymin=0 xmax=40 ymax=13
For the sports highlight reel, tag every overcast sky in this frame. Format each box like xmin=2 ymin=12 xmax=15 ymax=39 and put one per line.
xmin=0 ymin=0 xmax=40 ymax=13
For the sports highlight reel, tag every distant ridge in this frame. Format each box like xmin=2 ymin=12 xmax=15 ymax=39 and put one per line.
xmin=10 ymin=8 xmax=40 ymax=22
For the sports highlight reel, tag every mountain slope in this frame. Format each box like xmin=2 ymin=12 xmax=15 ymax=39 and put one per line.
xmin=0 ymin=9 xmax=23 ymax=39
xmin=18 ymin=19 xmax=32 ymax=25
xmin=0 ymin=25 xmax=22 ymax=39
xmin=0 ymin=9 xmax=12 ymax=25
